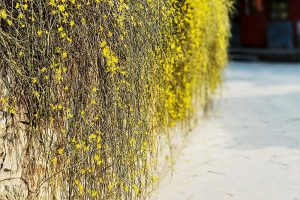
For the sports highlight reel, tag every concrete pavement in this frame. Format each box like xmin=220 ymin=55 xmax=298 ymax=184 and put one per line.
xmin=155 ymin=62 xmax=300 ymax=200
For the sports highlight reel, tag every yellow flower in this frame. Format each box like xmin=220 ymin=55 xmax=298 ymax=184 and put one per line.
xmin=92 ymin=87 xmax=97 ymax=93
xmin=67 ymin=113 xmax=74 ymax=118
xmin=91 ymin=99 xmax=96 ymax=105
xmin=91 ymin=191 xmax=98 ymax=197
xmin=18 ymin=13 xmax=24 ymax=19
xmin=9 ymin=106 xmax=16 ymax=115
xmin=102 ymin=46 xmax=110 ymax=57
xmin=67 ymin=37 xmax=73 ymax=43
xmin=0 ymin=9 xmax=7 ymax=19
xmin=84 ymin=146 xmax=90 ymax=151
xmin=75 ymin=143 xmax=82 ymax=149
xmin=62 ymin=51 xmax=68 ymax=58
xmin=16 ymin=3 xmax=20 ymax=9
xmin=60 ymin=32 xmax=67 ymax=38
xmin=0 ymin=97 xmax=7 ymax=104
xmin=52 ymin=157 xmax=57 ymax=165
xmin=22 ymin=4 xmax=29 ymax=10
xmin=94 ymin=154 xmax=100 ymax=161
xmin=78 ymin=184 xmax=83 ymax=192
xmin=132 ymin=184 xmax=139 ymax=194
xmin=32 ymin=78 xmax=37 ymax=84
xmin=108 ymin=185 xmax=113 ymax=191
xmin=57 ymin=148 xmax=64 ymax=155
xmin=89 ymin=134 xmax=97 ymax=140
xmin=99 ymin=41 xmax=107 ymax=47
xmin=37 ymin=30 xmax=43 ymax=36
xmin=49 ymin=0 xmax=56 ymax=6
xmin=58 ymin=26 xmax=64 ymax=32
xmin=51 ymin=10 xmax=57 ymax=15
xmin=70 ymin=20 xmax=75 ymax=27
xmin=57 ymin=104 xmax=63 ymax=110
xmin=40 ymin=67 xmax=47 ymax=72
xmin=58 ymin=5 xmax=66 ymax=12
xmin=7 ymin=19 xmax=13 ymax=26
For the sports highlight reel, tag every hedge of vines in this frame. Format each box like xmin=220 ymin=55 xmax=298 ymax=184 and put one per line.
xmin=0 ymin=0 xmax=231 ymax=199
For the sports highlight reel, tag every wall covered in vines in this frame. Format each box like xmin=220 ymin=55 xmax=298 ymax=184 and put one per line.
xmin=0 ymin=0 xmax=231 ymax=199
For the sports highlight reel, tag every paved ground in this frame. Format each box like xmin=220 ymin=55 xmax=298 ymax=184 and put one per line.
xmin=155 ymin=62 xmax=300 ymax=200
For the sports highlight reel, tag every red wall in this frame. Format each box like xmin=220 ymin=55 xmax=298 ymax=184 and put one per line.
xmin=290 ymin=0 xmax=300 ymax=46
xmin=238 ymin=0 xmax=300 ymax=48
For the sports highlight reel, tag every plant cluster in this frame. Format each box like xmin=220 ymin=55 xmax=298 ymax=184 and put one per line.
xmin=0 ymin=0 xmax=231 ymax=199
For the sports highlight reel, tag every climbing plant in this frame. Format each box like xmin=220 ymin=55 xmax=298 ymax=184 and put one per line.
xmin=0 ymin=0 xmax=231 ymax=199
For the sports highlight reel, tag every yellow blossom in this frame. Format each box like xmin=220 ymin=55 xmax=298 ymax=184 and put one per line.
xmin=75 ymin=143 xmax=82 ymax=149
xmin=0 ymin=9 xmax=7 ymax=20
xmin=70 ymin=20 xmax=75 ymax=27
xmin=9 ymin=106 xmax=16 ymax=115
xmin=89 ymin=134 xmax=97 ymax=140
xmin=58 ymin=26 xmax=64 ymax=32
xmin=84 ymin=146 xmax=90 ymax=151
xmin=32 ymin=78 xmax=37 ymax=84
xmin=78 ymin=184 xmax=83 ymax=192
xmin=57 ymin=148 xmax=64 ymax=155
xmin=22 ymin=4 xmax=29 ymax=10
xmin=52 ymin=157 xmax=57 ymax=165
xmin=57 ymin=104 xmax=63 ymax=110
xmin=91 ymin=99 xmax=96 ymax=105
xmin=49 ymin=0 xmax=56 ymax=6
xmin=60 ymin=32 xmax=67 ymax=38
xmin=40 ymin=67 xmax=47 ymax=72
xmin=92 ymin=87 xmax=97 ymax=93
xmin=7 ymin=19 xmax=12 ymax=26
xmin=37 ymin=30 xmax=43 ymax=36
xmin=108 ymin=184 xmax=113 ymax=191
xmin=58 ymin=5 xmax=66 ymax=12
xmin=62 ymin=51 xmax=68 ymax=58
xmin=18 ymin=13 xmax=24 ymax=19
xmin=91 ymin=191 xmax=98 ymax=197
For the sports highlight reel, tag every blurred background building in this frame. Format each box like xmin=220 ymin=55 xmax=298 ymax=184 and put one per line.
xmin=230 ymin=0 xmax=300 ymax=61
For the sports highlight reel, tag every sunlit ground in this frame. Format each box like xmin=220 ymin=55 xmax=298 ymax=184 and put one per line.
xmin=155 ymin=61 xmax=300 ymax=200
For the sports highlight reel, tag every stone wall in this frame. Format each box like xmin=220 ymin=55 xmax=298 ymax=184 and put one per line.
xmin=0 ymin=78 xmax=30 ymax=199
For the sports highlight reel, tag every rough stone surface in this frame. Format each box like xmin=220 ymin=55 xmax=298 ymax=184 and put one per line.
xmin=0 ymin=81 xmax=29 ymax=200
